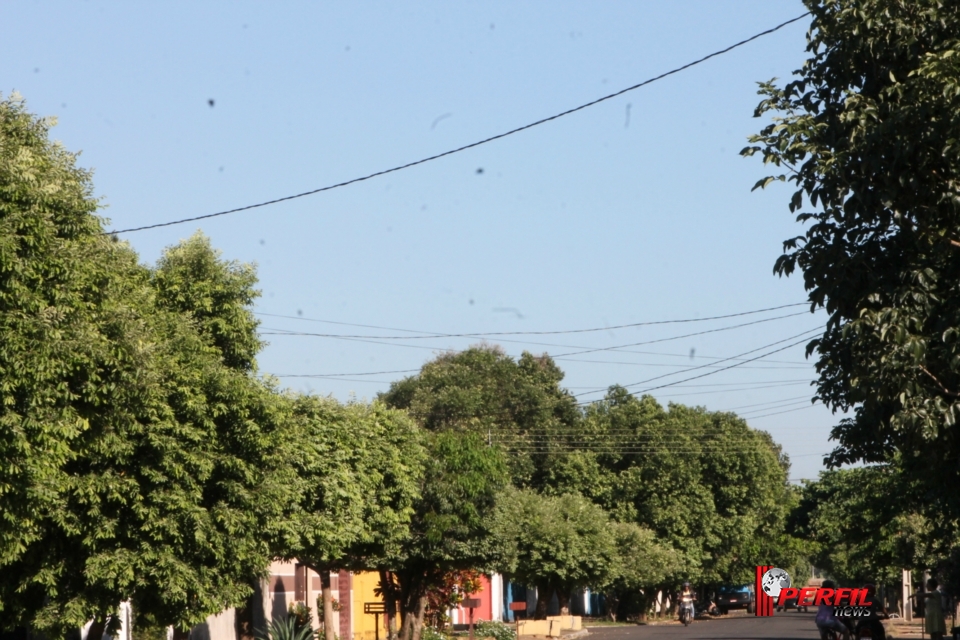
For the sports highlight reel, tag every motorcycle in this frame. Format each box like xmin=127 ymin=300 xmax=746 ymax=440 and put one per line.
xmin=679 ymin=602 xmax=694 ymax=626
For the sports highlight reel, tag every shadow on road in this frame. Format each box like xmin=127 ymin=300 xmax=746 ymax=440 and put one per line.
xmin=586 ymin=611 xmax=820 ymax=640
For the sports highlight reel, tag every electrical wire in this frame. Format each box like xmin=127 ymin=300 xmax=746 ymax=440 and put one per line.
xmin=574 ymin=328 xmax=820 ymax=398
xmin=106 ymin=13 xmax=810 ymax=235
xmin=269 ymin=368 xmax=420 ymax=378
xmin=741 ymin=403 xmax=821 ymax=421
xmin=254 ymin=303 xmax=808 ymax=338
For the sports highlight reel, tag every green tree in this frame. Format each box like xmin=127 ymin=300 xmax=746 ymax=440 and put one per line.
xmin=792 ymin=466 xmax=937 ymax=585
xmin=0 ymin=92 xmax=119 ymax=634
xmin=602 ymin=522 xmax=681 ymax=622
xmin=493 ymin=489 xmax=618 ymax=619
xmin=578 ymin=387 xmax=797 ymax=587
xmin=152 ymin=231 xmax=262 ymax=372
xmin=743 ymin=1 xmax=960 ymax=524
xmin=390 ymin=431 xmax=507 ymax=640
xmin=271 ymin=396 xmax=425 ymax=640
xmin=382 ymin=346 xmax=580 ymax=490
xmin=0 ymin=98 xmax=296 ymax=637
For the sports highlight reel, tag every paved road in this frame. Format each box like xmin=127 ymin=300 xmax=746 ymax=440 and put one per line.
xmin=587 ymin=610 xmax=821 ymax=640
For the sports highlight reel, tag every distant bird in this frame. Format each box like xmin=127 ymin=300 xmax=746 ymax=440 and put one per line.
xmin=208 ymin=99 xmax=215 ymax=107
xmin=476 ymin=167 xmax=484 ymax=174
xmin=689 ymin=348 xmax=696 ymax=361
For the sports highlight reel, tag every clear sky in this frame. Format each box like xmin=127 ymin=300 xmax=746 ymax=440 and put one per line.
xmin=2 ymin=1 xmax=839 ymax=480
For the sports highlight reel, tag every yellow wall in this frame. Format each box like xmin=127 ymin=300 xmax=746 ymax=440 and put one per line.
xmin=351 ymin=572 xmax=386 ymax=640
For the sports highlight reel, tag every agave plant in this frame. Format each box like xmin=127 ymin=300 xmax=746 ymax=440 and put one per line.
xmin=255 ymin=615 xmax=316 ymax=640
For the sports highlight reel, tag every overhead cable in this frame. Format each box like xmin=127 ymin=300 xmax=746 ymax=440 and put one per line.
xmin=574 ymin=328 xmax=820 ymax=397
xmin=255 ymin=303 xmax=808 ymax=338
xmin=106 ymin=13 xmax=810 ymax=235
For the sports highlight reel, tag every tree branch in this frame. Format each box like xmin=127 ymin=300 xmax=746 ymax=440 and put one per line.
xmin=919 ymin=365 xmax=959 ymax=397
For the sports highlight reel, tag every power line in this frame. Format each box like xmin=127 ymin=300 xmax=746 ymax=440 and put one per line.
xmin=260 ymin=310 xmax=815 ymax=368
xmin=737 ymin=398 xmax=816 ymax=417
xmin=255 ymin=303 xmax=808 ymax=338
xmin=742 ymin=403 xmax=821 ymax=421
xmin=260 ymin=330 xmax=808 ymax=372
xmin=721 ymin=394 xmax=814 ymax=412
xmin=106 ymin=13 xmax=810 ymax=235
xmin=574 ymin=328 xmax=820 ymax=398
xmin=269 ymin=368 xmax=420 ymax=378
xmin=259 ymin=312 xmax=818 ymax=368
xmin=623 ymin=334 xmax=818 ymax=398
xmin=555 ymin=356 xmax=809 ymax=369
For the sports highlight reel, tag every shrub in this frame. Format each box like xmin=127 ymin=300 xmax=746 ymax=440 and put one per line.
xmin=475 ymin=621 xmax=515 ymax=640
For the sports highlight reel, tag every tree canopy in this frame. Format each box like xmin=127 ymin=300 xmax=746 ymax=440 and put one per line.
xmin=743 ymin=0 xmax=960 ymax=526
xmin=576 ymin=387 xmax=799 ymax=586
xmin=493 ymin=489 xmax=618 ymax=617
xmin=390 ymin=431 xmax=508 ymax=640
xmin=0 ymin=98 xmax=296 ymax=636
xmin=381 ymin=345 xmax=580 ymax=490
xmin=791 ymin=466 xmax=934 ymax=586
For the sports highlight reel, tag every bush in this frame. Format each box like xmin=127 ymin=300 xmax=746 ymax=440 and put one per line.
xmin=421 ymin=626 xmax=449 ymax=640
xmin=255 ymin=616 xmax=315 ymax=640
xmin=475 ymin=621 xmax=515 ymax=640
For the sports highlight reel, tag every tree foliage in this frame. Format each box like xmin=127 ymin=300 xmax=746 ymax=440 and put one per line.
xmin=493 ymin=489 xmax=618 ymax=617
xmin=791 ymin=466 xmax=938 ymax=585
xmin=390 ymin=431 xmax=508 ymax=640
xmin=273 ymin=397 xmax=424 ymax=571
xmin=576 ymin=387 xmax=798 ymax=586
xmin=743 ymin=0 xmax=960 ymax=522
xmin=381 ymin=346 xmax=580 ymax=490
xmin=271 ymin=396 xmax=424 ymax=640
xmin=0 ymin=97 xmax=295 ymax=635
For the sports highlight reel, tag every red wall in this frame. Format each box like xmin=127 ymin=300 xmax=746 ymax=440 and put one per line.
xmin=452 ymin=575 xmax=494 ymax=623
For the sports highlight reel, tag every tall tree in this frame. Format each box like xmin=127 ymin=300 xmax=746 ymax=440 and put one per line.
xmin=382 ymin=346 xmax=580 ymax=490
xmin=492 ymin=489 xmax=618 ymax=618
xmin=791 ymin=466 xmax=937 ymax=586
xmin=576 ymin=387 xmax=798 ymax=586
xmin=0 ymin=98 xmax=296 ymax=637
xmin=601 ymin=522 xmax=681 ymax=622
xmin=0 ymin=92 xmax=120 ymax=634
xmin=152 ymin=231 xmax=262 ymax=372
xmin=743 ymin=1 xmax=960 ymax=524
xmin=390 ymin=431 xmax=507 ymax=640
xmin=271 ymin=396 xmax=425 ymax=640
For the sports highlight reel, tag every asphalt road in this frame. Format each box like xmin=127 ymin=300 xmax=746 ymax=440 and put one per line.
xmin=587 ymin=611 xmax=821 ymax=640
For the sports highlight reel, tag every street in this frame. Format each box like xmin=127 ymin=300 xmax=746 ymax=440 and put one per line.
xmin=587 ymin=611 xmax=820 ymax=640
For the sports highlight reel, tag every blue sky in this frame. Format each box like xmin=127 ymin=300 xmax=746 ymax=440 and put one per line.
xmin=2 ymin=1 xmax=838 ymax=480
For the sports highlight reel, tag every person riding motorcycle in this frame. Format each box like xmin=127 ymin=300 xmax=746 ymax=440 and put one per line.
xmin=815 ymin=580 xmax=850 ymax=640
xmin=855 ymin=583 xmax=888 ymax=640
xmin=679 ymin=582 xmax=696 ymax=625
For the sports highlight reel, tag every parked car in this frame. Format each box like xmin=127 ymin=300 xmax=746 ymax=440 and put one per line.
xmin=716 ymin=585 xmax=755 ymax=614
xmin=776 ymin=593 xmax=809 ymax=613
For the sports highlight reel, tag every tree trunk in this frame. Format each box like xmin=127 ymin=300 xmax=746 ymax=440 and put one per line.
xmin=534 ymin=583 xmax=553 ymax=620
xmin=320 ymin=571 xmax=336 ymax=640
xmin=397 ymin=572 xmax=428 ymax=640
xmin=411 ymin=595 xmax=426 ymax=640
xmin=636 ymin=590 xmax=650 ymax=623
xmin=87 ymin=619 xmax=107 ymax=640
xmin=604 ymin=591 xmax=620 ymax=622
xmin=379 ymin=570 xmax=399 ymax=640
xmin=556 ymin=586 xmax=570 ymax=616
xmin=235 ymin=597 xmax=256 ymax=640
